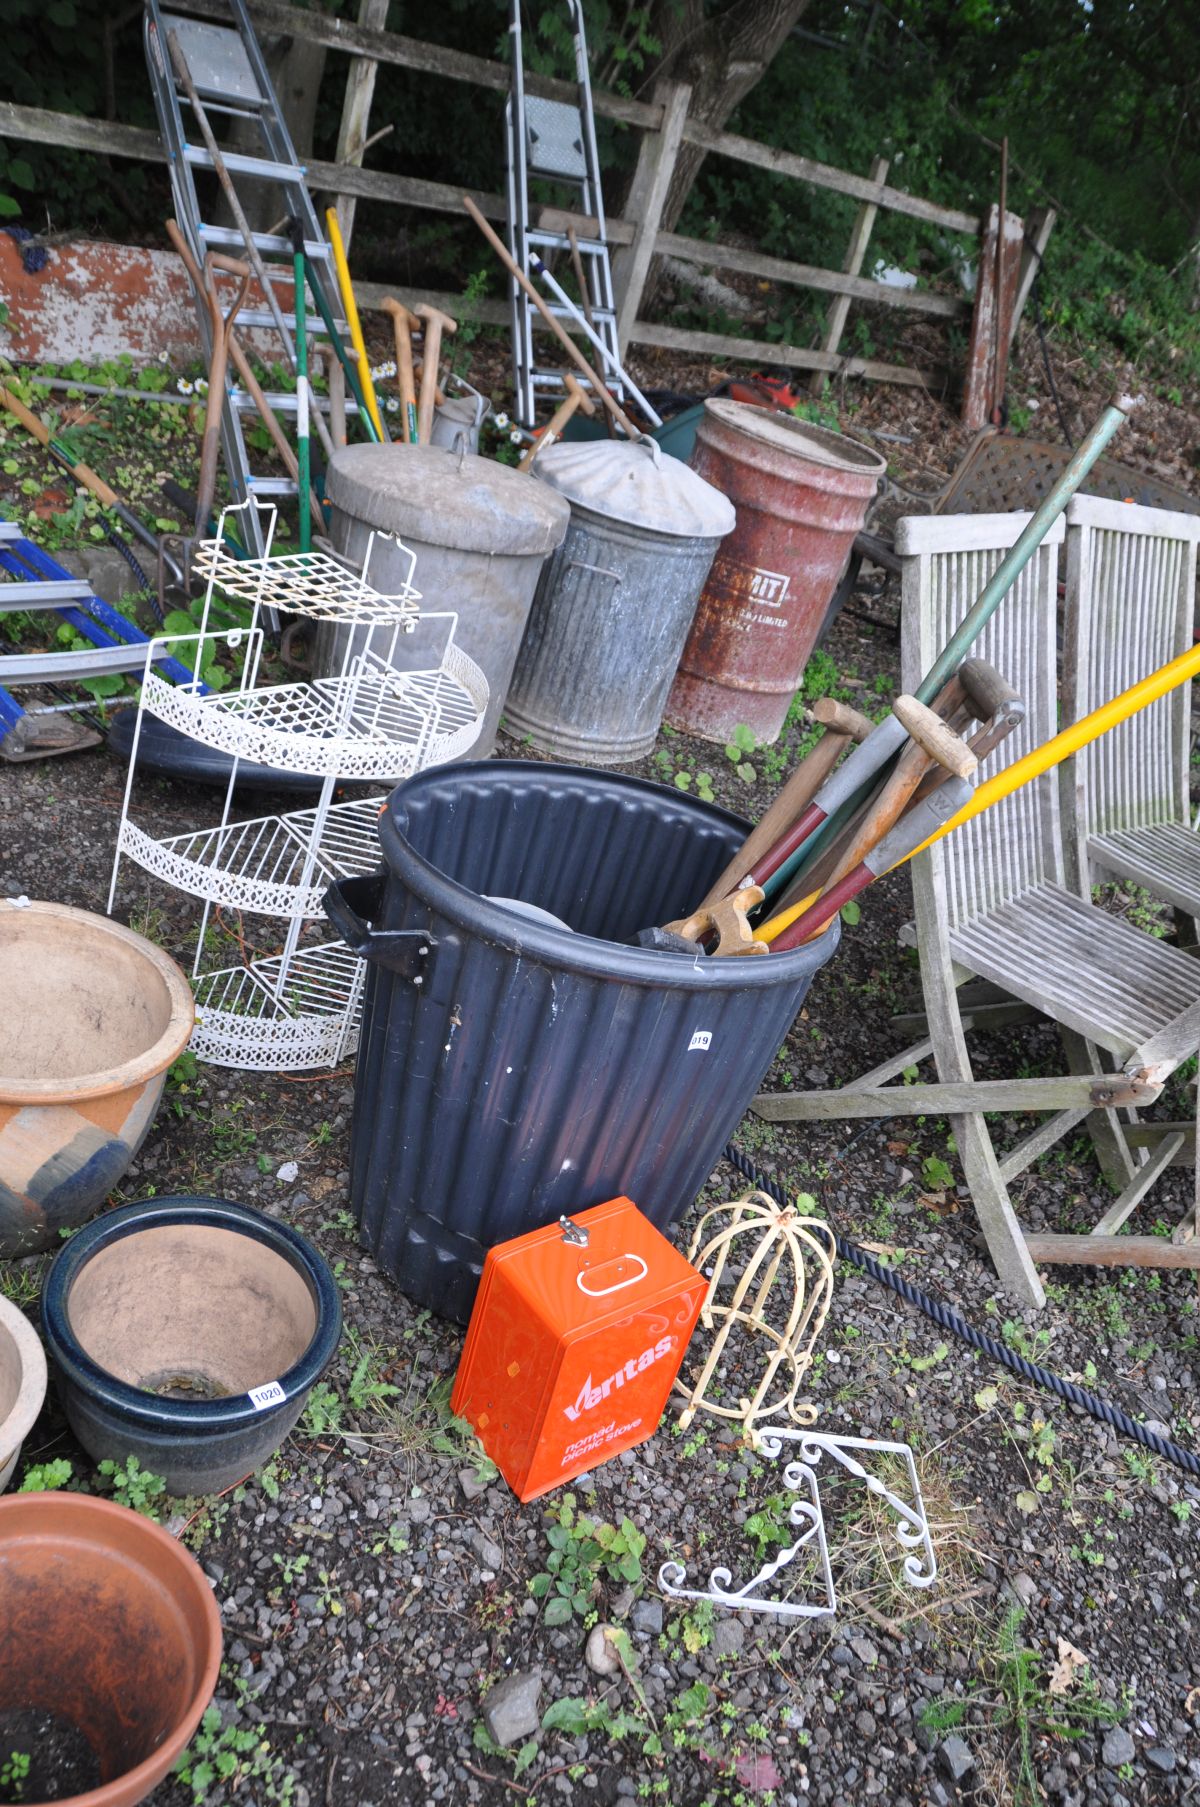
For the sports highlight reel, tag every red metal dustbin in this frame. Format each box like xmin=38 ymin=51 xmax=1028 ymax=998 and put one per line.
xmin=451 ymin=1198 xmax=705 ymax=1501
xmin=666 ymin=400 xmax=886 ymax=744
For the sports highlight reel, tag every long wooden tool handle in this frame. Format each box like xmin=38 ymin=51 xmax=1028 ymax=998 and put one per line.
xmin=517 ymin=375 xmax=593 ymax=472
xmin=167 ymin=221 xmax=323 ymax=522
xmin=381 ymin=299 xmax=419 ymax=444
xmin=0 ymin=381 xmax=121 ymax=508
xmin=416 ymin=328 xmax=440 ymax=444
xmin=463 ymin=194 xmax=639 ymax=440
xmin=697 ymin=699 xmax=874 ymax=910
xmin=762 ymin=776 xmax=974 ymax=950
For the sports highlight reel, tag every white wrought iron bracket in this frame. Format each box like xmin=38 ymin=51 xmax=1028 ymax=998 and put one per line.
xmin=659 ymin=1431 xmax=937 ymax=1618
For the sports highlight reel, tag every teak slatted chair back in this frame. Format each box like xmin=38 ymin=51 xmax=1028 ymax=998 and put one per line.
xmin=1063 ymin=494 xmax=1200 ymax=910
xmin=753 ymin=508 xmax=1200 ymax=1306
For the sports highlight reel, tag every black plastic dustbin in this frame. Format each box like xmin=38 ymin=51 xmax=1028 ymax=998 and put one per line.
xmin=324 ymin=762 xmax=838 ymax=1323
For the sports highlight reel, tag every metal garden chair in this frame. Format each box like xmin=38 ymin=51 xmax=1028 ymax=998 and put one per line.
xmin=755 ymin=508 xmax=1200 ymax=1308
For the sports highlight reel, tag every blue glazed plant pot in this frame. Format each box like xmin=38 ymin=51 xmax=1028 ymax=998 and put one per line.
xmin=43 ymin=1196 xmax=342 ymax=1496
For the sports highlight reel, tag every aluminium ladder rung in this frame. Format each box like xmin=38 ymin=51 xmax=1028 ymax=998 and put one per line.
xmin=197 ymin=224 xmax=331 ymax=260
xmin=527 ymin=229 xmax=611 ymax=256
xmin=229 ymin=390 xmax=364 ymax=419
xmin=182 ymin=144 xmax=306 ymax=184
xmin=0 ymin=578 xmax=96 ymax=607
xmin=0 ymin=642 xmax=160 ymax=682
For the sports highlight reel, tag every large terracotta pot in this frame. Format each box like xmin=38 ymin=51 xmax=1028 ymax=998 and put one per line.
xmin=0 ymin=1491 xmax=222 ymax=1807
xmin=0 ymin=901 xmax=194 ymax=1257
xmin=0 ymin=1295 xmax=46 ymax=1490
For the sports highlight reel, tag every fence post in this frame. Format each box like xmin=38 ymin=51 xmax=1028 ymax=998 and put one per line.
xmin=809 ymin=154 xmax=889 ymax=395
xmin=611 ymin=80 xmax=691 ymax=353
xmin=332 ymin=0 xmax=391 ymax=249
xmin=1011 ymin=205 xmax=1057 ymax=336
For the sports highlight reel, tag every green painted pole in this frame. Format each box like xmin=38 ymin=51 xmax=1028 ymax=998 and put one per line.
xmin=290 ymin=220 xmax=312 ymax=554
xmin=915 ymin=393 xmax=1138 ymax=704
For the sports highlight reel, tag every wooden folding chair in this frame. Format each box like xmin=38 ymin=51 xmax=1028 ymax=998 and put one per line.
xmin=1062 ymin=493 xmax=1200 ymax=915
xmin=755 ymin=509 xmax=1200 ymax=1308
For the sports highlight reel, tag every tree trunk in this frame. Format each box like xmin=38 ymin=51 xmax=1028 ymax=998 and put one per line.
xmin=638 ymin=0 xmax=815 ymax=235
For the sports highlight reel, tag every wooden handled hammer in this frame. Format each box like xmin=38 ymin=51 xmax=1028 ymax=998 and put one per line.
xmin=381 ymin=298 xmax=420 ymax=445
xmin=414 ymin=304 xmax=457 ymax=445
xmin=517 ymin=375 xmax=596 ymax=473
xmin=814 ymin=693 xmax=977 ymax=891
xmin=697 ymin=697 xmax=875 ymax=911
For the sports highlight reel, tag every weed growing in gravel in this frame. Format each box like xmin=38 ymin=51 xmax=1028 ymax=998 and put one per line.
xmin=300 ymin=1381 xmax=343 ymax=1438
xmin=175 ymin=1683 xmax=298 ymax=1805
xmin=530 ymin=1494 xmax=646 ymax=1625
xmin=920 ymin=1606 xmax=1125 ymax=1807
xmin=97 ymin=1456 xmax=167 ymax=1518
xmin=272 ymin=1551 xmax=309 ymax=1589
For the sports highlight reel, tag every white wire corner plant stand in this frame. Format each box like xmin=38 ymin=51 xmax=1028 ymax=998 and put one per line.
xmin=108 ymin=499 xmax=488 ymax=1071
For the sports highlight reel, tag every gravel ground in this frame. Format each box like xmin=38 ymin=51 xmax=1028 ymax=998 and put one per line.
xmin=2 ymin=353 xmax=1199 ymax=1807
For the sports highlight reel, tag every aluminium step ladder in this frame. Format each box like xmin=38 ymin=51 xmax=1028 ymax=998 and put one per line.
xmin=504 ymin=0 xmax=624 ymax=426
xmin=143 ymin=0 xmax=385 ymax=553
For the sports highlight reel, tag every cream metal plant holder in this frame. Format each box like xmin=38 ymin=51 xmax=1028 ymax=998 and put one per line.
xmin=108 ymin=498 xmax=488 ymax=1071
xmin=667 ymin=1188 xmax=937 ymax=1616
xmin=675 ymin=1190 xmax=836 ymax=1433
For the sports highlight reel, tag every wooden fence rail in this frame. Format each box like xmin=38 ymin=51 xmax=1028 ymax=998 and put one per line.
xmin=0 ymin=1 xmax=1032 ymax=394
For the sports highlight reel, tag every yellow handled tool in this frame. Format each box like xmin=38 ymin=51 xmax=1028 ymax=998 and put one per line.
xmin=759 ymin=636 xmax=1200 ymax=944
xmin=325 ymin=208 xmax=385 ymax=442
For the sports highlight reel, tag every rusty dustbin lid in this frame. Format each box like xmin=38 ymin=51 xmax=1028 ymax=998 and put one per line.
xmin=534 ymin=434 xmax=736 ymax=540
xmin=694 ymin=399 xmax=887 ymax=485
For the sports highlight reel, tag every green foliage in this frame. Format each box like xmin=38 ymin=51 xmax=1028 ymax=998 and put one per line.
xmin=529 ymin=1494 xmax=646 ymax=1625
xmin=724 ymin=723 xmax=758 ymax=783
xmin=743 ymin=1493 xmax=793 ymax=1558
xmin=300 ymin=1380 xmax=343 ymax=1438
xmin=17 ymin=1457 xmax=72 ymax=1492
xmin=97 ymin=1455 xmax=167 ymax=1516
xmin=920 ymin=1606 xmax=1125 ymax=1806
xmin=0 ymin=1749 xmax=30 ymax=1800
xmin=174 ymin=1692 xmax=297 ymax=1806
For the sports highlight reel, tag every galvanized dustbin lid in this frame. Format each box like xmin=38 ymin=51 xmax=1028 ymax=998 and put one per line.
xmin=326 ymin=443 xmax=570 ymax=556
xmin=699 ymin=399 xmax=887 ymax=475
xmin=534 ymin=434 xmax=736 ymax=539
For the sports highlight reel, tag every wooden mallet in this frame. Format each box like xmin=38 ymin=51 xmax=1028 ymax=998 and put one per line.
xmin=518 ymin=374 xmax=596 ymax=473
xmin=381 ymin=298 xmax=420 ymax=445
xmin=414 ymin=304 xmax=457 ymax=444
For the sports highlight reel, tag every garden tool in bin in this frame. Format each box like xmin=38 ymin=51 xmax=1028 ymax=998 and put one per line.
xmin=452 ymin=1198 xmax=706 ymax=1501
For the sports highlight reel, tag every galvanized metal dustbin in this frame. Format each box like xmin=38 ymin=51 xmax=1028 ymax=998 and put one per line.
xmin=667 ymin=401 xmax=886 ymax=744
xmin=505 ymin=437 xmax=735 ymax=763
xmin=324 ymin=444 xmax=570 ymax=757
xmin=323 ymin=761 xmax=839 ymax=1324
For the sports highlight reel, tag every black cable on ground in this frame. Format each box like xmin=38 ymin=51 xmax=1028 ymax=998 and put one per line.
xmin=100 ymin=522 xmax=164 ymax=626
xmin=723 ymin=1140 xmax=1200 ymax=1483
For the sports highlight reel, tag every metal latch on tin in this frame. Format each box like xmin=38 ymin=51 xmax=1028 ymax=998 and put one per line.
xmin=559 ymin=1216 xmax=589 ymax=1246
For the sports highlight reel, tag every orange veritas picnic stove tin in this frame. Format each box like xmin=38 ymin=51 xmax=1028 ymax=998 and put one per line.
xmin=451 ymin=1198 xmax=706 ymax=1501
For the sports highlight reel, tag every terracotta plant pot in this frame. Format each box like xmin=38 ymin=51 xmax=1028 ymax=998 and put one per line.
xmin=0 ymin=1491 xmax=221 ymax=1807
xmin=0 ymin=900 xmax=194 ymax=1257
xmin=43 ymin=1195 xmax=342 ymax=1496
xmin=0 ymin=1295 xmax=47 ymax=1491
